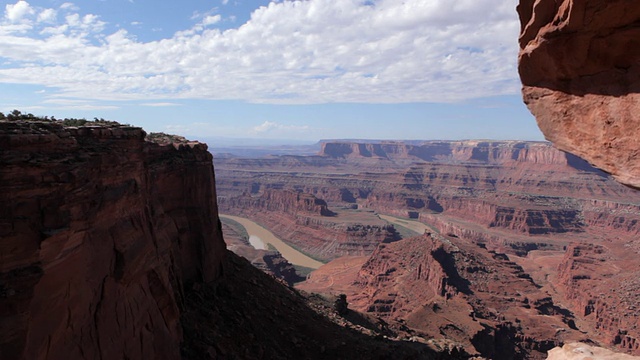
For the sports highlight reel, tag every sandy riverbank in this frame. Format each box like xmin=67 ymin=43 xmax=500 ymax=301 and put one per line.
xmin=220 ymin=214 xmax=324 ymax=269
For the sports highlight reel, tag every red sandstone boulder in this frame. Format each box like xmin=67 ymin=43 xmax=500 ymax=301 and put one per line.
xmin=517 ymin=0 xmax=640 ymax=188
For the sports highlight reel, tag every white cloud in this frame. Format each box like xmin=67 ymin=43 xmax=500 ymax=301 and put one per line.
xmin=252 ymin=121 xmax=310 ymax=134
xmin=5 ymin=1 xmax=34 ymax=23
xmin=253 ymin=121 xmax=278 ymax=133
xmin=59 ymin=3 xmax=78 ymax=11
xmin=140 ymin=102 xmax=181 ymax=107
xmin=37 ymin=8 xmax=56 ymax=23
xmin=222 ymin=0 xmax=229 ymax=5
xmin=40 ymin=24 xmax=68 ymax=35
xmin=64 ymin=13 xmax=79 ymax=26
xmin=0 ymin=0 xmax=521 ymax=104
xmin=202 ymin=14 xmax=221 ymax=26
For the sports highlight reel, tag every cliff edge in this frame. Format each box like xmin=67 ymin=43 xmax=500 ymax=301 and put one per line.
xmin=0 ymin=121 xmax=468 ymax=360
xmin=0 ymin=121 xmax=226 ymax=359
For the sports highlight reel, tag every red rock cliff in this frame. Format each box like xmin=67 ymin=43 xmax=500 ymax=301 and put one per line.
xmin=352 ymin=233 xmax=580 ymax=359
xmin=557 ymin=243 xmax=640 ymax=353
xmin=219 ymin=188 xmax=335 ymax=216
xmin=0 ymin=122 xmax=226 ymax=359
xmin=517 ymin=0 xmax=640 ymax=188
xmin=320 ymin=140 xmax=591 ymax=167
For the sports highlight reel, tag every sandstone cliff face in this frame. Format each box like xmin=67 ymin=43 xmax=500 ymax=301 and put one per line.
xmin=352 ymin=233 xmax=580 ymax=359
xmin=517 ymin=0 xmax=640 ymax=188
xmin=558 ymin=243 xmax=640 ymax=353
xmin=219 ymin=188 xmax=335 ymax=216
xmin=0 ymin=122 xmax=225 ymax=359
xmin=320 ymin=140 xmax=598 ymax=168
xmin=217 ymin=141 xmax=640 ymax=247
xmin=218 ymin=139 xmax=640 ymax=355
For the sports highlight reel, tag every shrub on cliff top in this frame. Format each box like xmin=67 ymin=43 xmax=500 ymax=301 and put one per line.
xmin=5 ymin=109 xmax=38 ymax=121
xmin=0 ymin=109 xmax=124 ymax=127
xmin=145 ymin=132 xmax=189 ymax=145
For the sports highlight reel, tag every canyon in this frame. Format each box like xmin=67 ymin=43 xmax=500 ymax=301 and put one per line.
xmin=0 ymin=121 xmax=469 ymax=360
xmin=3 ymin=120 xmax=638 ymax=359
xmin=215 ymin=140 xmax=640 ymax=358
xmin=1 ymin=1 xmax=638 ymax=358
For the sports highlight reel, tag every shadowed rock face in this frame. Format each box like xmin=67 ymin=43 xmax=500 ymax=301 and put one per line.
xmin=517 ymin=0 xmax=640 ymax=188
xmin=1 ymin=122 xmax=474 ymax=360
xmin=0 ymin=122 xmax=226 ymax=359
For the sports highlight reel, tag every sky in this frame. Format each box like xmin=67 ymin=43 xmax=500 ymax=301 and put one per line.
xmin=0 ymin=0 xmax=544 ymax=143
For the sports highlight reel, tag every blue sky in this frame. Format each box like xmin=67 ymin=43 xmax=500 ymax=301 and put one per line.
xmin=0 ymin=0 xmax=543 ymax=142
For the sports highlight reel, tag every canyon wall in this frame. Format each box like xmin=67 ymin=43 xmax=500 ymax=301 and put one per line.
xmin=218 ymin=139 xmax=640 ymax=356
xmin=352 ymin=233 xmax=580 ymax=359
xmin=0 ymin=122 xmax=226 ymax=359
xmin=517 ymin=0 xmax=640 ymax=188
xmin=557 ymin=243 xmax=640 ymax=352
xmin=320 ymin=140 xmax=598 ymax=169
xmin=217 ymin=141 xmax=640 ymax=249
xmin=219 ymin=188 xmax=335 ymax=216
xmin=218 ymin=189 xmax=399 ymax=261
xmin=517 ymin=1 xmax=640 ymax=355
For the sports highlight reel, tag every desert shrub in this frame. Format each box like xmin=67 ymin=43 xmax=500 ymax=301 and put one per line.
xmin=1 ymin=109 xmax=123 ymax=127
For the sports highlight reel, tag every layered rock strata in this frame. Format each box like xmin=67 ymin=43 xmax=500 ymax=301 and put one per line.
xmin=0 ymin=122 xmax=225 ymax=359
xmin=216 ymin=140 xmax=640 ymax=355
xmin=558 ymin=243 xmax=640 ymax=352
xmin=350 ymin=233 xmax=580 ymax=359
xmin=216 ymin=141 xmax=640 ymax=251
xmin=218 ymin=189 xmax=399 ymax=261
xmin=517 ymin=0 xmax=640 ymax=188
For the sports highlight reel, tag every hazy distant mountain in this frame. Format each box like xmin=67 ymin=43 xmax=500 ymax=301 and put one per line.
xmin=196 ymin=137 xmax=320 ymax=157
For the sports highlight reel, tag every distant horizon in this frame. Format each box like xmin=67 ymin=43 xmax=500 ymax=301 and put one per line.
xmin=203 ymin=136 xmax=551 ymax=148
xmin=0 ymin=1 xmax=543 ymax=141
